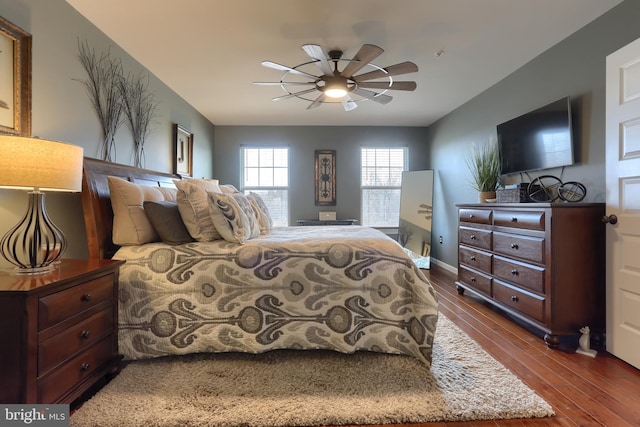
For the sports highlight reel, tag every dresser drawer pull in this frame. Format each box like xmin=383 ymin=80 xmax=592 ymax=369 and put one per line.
xmin=511 ymin=295 xmax=519 ymax=302
xmin=80 ymin=363 xmax=90 ymax=372
xmin=469 ymin=214 xmax=475 ymax=219
xmin=80 ymin=330 xmax=91 ymax=339
xmin=470 ymin=235 xmax=476 ymax=240
xmin=511 ymin=269 xmax=519 ymax=276
xmin=511 ymin=217 xmax=518 ymax=222
xmin=470 ymin=276 xmax=477 ymax=282
xmin=81 ymin=294 xmax=92 ymax=302
xmin=470 ymin=256 xmax=476 ymax=261
xmin=510 ymin=243 xmax=519 ymax=249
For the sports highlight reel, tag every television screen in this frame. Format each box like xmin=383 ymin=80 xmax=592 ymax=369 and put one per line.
xmin=497 ymin=96 xmax=574 ymax=176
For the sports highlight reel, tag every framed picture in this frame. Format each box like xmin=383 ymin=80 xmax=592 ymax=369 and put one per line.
xmin=315 ymin=150 xmax=336 ymax=205
xmin=0 ymin=16 xmax=32 ymax=136
xmin=173 ymin=124 xmax=193 ymax=177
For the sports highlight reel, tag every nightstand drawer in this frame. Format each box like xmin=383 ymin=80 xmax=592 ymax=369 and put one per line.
xmin=38 ymin=337 xmax=113 ymax=404
xmin=459 ymin=246 xmax=492 ymax=273
xmin=493 ymin=232 xmax=545 ymax=264
xmin=493 ymin=255 xmax=545 ymax=294
xmin=493 ymin=210 xmax=545 ymax=231
xmin=493 ymin=280 xmax=545 ymax=323
xmin=459 ymin=227 xmax=492 ymax=250
xmin=38 ymin=275 xmax=114 ymax=330
xmin=39 ymin=307 xmax=114 ymax=375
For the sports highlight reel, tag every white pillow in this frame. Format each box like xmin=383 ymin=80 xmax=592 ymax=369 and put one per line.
xmin=108 ymin=176 xmax=177 ymax=245
xmin=207 ymin=192 xmax=260 ymax=244
xmin=247 ymin=192 xmax=273 ymax=235
xmin=174 ymin=179 xmax=224 ymax=241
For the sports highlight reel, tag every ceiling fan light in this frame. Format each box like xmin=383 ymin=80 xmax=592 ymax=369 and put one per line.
xmin=324 ymin=85 xmax=347 ymax=98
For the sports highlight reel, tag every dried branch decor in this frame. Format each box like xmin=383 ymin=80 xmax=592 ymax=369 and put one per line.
xmin=118 ymin=72 xmax=159 ymax=168
xmin=76 ymin=40 xmax=124 ymax=162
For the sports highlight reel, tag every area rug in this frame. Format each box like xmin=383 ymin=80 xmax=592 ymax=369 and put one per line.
xmin=70 ymin=315 xmax=554 ymax=427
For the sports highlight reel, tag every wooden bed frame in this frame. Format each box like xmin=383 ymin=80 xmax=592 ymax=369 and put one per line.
xmin=81 ymin=157 xmax=182 ymax=260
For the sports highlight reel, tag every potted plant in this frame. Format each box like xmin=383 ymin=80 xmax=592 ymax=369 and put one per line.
xmin=466 ymin=140 xmax=501 ymax=203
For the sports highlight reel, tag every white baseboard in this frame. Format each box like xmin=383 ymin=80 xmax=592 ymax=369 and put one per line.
xmin=430 ymin=258 xmax=457 ymax=275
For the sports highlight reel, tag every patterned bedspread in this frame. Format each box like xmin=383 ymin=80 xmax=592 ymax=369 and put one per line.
xmin=113 ymin=226 xmax=439 ymax=366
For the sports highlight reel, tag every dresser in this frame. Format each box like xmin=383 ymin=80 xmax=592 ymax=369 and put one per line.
xmin=455 ymin=203 xmax=605 ymax=348
xmin=0 ymin=259 xmax=124 ymax=404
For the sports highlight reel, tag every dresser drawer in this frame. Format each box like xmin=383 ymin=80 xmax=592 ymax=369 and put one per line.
xmin=38 ymin=275 xmax=114 ymax=330
xmin=459 ymin=227 xmax=492 ymax=250
xmin=493 ymin=255 xmax=545 ymax=294
xmin=459 ymin=246 xmax=492 ymax=273
xmin=493 ymin=232 xmax=545 ymax=264
xmin=458 ymin=265 xmax=492 ymax=296
xmin=459 ymin=208 xmax=492 ymax=225
xmin=39 ymin=307 xmax=114 ymax=375
xmin=493 ymin=279 xmax=545 ymax=323
xmin=493 ymin=210 xmax=545 ymax=231
xmin=38 ymin=337 xmax=113 ymax=403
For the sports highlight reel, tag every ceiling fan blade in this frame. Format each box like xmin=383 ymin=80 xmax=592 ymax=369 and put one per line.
xmin=352 ymin=88 xmax=393 ymax=104
xmin=302 ymin=44 xmax=334 ymax=75
xmin=307 ymin=93 xmax=327 ymax=110
xmin=272 ymin=88 xmax=318 ymax=101
xmin=261 ymin=61 xmax=319 ymax=79
xmin=353 ymin=61 xmax=419 ymax=82
xmin=358 ymin=81 xmax=417 ymax=91
xmin=340 ymin=44 xmax=384 ymax=78
xmin=254 ymin=81 xmax=316 ymax=86
xmin=342 ymin=96 xmax=358 ymax=111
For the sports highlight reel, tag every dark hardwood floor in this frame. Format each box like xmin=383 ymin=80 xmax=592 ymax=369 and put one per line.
xmin=367 ymin=264 xmax=640 ymax=427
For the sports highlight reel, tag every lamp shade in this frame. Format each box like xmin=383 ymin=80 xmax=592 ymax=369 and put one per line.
xmin=0 ymin=136 xmax=84 ymax=192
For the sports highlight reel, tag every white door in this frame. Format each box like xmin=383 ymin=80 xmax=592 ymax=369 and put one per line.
xmin=605 ymin=38 xmax=640 ymax=370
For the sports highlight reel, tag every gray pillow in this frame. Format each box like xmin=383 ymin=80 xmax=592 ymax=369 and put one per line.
xmin=143 ymin=201 xmax=194 ymax=245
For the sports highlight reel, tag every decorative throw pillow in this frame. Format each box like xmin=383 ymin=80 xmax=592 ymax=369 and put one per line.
xmin=108 ymin=176 xmax=177 ymax=245
xmin=220 ymin=184 xmax=239 ymax=194
xmin=143 ymin=201 xmax=194 ymax=245
xmin=207 ymin=192 xmax=260 ymax=244
xmin=247 ymin=192 xmax=273 ymax=235
xmin=174 ymin=179 xmax=224 ymax=241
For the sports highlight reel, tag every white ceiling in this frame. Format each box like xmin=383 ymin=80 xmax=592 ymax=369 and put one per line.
xmin=65 ymin=0 xmax=622 ymax=127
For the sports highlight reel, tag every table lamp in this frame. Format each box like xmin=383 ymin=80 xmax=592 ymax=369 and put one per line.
xmin=0 ymin=136 xmax=84 ymax=274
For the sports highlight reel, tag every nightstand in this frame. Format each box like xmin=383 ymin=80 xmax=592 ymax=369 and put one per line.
xmin=0 ymin=259 xmax=125 ymax=404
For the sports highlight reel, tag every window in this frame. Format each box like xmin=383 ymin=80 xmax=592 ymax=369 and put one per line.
xmin=241 ymin=147 xmax=289 ymax=226
xmin=361 ymin=147 xmax=408 ymax=227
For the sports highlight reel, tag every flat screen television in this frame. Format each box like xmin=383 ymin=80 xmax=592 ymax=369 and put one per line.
xmin=497 ymin=96 xmax=574 ymax=176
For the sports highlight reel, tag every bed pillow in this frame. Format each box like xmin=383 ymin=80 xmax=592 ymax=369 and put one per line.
xmin=207 ymin=191 xmax=260 ymax=244
xmin=247 ymin=192 xmax=273 ymax=235
xmin=220 ymin=184 xmax=239 ymax=193
xmin=174 ymin=179 xmax=224 ymax=241
xmin=143 ymin=201 xmax=194 ymax=245
xmin=108 ymin=176 xmax=177 ymax=245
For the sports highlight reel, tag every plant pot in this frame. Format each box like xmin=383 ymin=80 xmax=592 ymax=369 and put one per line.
xmin=478 ymin=191 xmax=496 ymax=203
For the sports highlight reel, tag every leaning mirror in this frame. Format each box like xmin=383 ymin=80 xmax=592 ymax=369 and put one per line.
xmin=398 ymin=170 xmax=434 ymax=269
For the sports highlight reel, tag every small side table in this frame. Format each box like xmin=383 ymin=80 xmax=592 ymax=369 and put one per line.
xmin=296 ymin=219 xmax=358 ymax=226
xmin=0 ymin=258 xmax=124 ymax=403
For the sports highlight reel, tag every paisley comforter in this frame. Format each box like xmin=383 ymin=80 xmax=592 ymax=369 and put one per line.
xmin=113 ymin=226 xmax=439 ymax=366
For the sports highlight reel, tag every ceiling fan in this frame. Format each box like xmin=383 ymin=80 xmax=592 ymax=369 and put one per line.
xmin=254 ymin=44 xmax=418 ymax=111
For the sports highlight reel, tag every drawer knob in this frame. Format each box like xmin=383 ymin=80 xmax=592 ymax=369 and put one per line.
xmin=511 ymin=217 xmax=518 ymax=222
xmin=469 ymin=214 xmax=475 ymax=219
xmin=470 ymin=256 xmax=476 ymax=261
xmin=81 ymin=294 xmax=92 ymax=302
xmin=80 ymin=330 xmax=91 ymax=339
xmin=511 ymin=269 xmax=519 ymax=276
xmin=80 ymin=363 xmax=90 ymax=372
xmin=510 ymin=243 xmax=519 ymax=249
xmin=511 ymin=295 xmax=519 ymax=302
xmin=470 ymin=276 xmax=476 ymax=282
xmin=470 ymin=235 xmax=476 ymax=240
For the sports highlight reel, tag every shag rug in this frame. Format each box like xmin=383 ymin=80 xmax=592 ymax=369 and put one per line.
xmin=70 ymin=315 xmax=554 ymax=427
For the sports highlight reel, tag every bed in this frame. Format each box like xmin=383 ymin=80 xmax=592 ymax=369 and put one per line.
xmin=81 ymin=157 xmax=439 ymax=367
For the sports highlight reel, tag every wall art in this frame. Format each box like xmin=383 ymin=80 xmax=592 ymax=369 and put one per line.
xmin=173 ymin=124 xmax=193 ymax=177
xmin=0 ymin=16 xmax=31 ymax=136
xmin=315 ymin=149 xmax=336 ymax=205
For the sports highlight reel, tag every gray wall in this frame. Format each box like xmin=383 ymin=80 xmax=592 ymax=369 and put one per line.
xmin=213 ymin=126 xmax=429 ymax=225
xmin=0 ymin=0 xmax=216 ymax=268
xmin=427 ymin=0 xmax=640 ymax=270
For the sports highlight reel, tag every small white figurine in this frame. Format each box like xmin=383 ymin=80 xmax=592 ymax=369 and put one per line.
xmin=576 ymin=326 xmax=597 ymax=358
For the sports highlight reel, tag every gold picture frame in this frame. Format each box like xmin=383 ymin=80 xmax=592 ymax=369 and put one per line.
xmin=173 ymin=124 xmax=193 ymax=177
xmin=315 ymin=150 xmax=336 ymax=206
xmin=0 ymin=16 xmax=32 ymax=136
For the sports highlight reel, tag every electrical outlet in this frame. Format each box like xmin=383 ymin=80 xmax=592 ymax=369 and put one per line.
xmin=439 ymin=236 xmax=443 ymax=244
